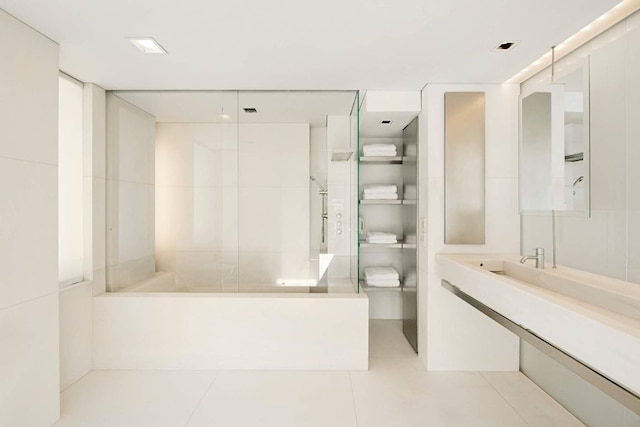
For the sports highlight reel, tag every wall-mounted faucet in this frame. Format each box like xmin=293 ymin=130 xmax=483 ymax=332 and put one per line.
xmin=310 ymin=176 xmax=328 ymax=244
xmin=520 ymin=247 xmax=545 ymax=269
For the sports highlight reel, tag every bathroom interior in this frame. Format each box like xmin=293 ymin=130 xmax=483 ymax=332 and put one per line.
xmin=2 ymin=1 xmax=640 ymax=426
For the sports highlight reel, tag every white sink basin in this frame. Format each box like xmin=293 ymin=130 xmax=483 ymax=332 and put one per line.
xmin=436 ymin=253 xmax=640 ymax=397
xmin=464 ymin=259 xmax=640 ymax=323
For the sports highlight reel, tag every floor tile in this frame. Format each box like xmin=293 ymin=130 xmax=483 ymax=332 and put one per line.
xmin=186 ymin=371 xmax=357 ymax=427
xmin=482 ymin=372 xmax=586 ymax=427
xmin=53 ymin=370 xmax=217 ymax=427
xmin=369 ymin=319 xmax=417 ymax=358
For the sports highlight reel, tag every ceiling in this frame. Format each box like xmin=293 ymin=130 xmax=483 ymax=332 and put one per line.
xmin=0 ymin=0 xmax=621 ymax=90
xmin=115 ymin=91 xmax=357 ymax=127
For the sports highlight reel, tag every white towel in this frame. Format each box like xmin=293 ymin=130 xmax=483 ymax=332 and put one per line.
xmin=362 ymin=151 xmax=397 ymax=157
xmin=366 ymin=279 xmax=400 ymax=288
xmin=363 ymin=193 xmax=398 ymax=200
xmin=366 ymin=232 xmax=397 ymax=244
xmin=363 ymin=185 xmax=397 ymax=194
xmin=364 ymin=267 xmax=399 ymax=281
xmin=363 ymin=144 xmax=396 ymax=152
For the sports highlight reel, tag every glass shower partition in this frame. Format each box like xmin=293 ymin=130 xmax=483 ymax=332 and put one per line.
xmin=106 ymin=90 xmax=359 ymax=294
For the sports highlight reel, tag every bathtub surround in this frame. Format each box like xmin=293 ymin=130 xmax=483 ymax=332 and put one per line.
xmin=93 ymin=292 xmax=368 ymax=370
xmin=0 ymin=9 xmax=60 ymax=427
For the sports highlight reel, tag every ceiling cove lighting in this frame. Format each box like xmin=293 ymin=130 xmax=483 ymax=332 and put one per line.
xmin=506 ymin=0 xmax=637 ymax=84
xmin=128 ymin=37 xmax=167 ymax=54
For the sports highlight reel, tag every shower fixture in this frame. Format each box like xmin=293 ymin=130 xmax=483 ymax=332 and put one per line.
xmin=310 ymin=176 xmax=328 ymax=244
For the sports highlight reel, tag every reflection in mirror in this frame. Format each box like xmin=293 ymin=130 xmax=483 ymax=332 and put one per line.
xmin=520 ymin=63 xmax=590 ymax=215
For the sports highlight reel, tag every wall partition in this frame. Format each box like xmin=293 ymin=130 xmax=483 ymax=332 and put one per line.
xmin=105 ymin=90 xmax=359 ymax=293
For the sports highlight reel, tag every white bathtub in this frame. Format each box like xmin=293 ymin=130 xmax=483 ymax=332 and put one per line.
xmin=94 ymin=279 xmax=369 ymax=370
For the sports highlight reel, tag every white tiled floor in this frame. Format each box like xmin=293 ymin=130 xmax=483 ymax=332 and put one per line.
xmin=54 ymin=320 xmax=584 ymax=427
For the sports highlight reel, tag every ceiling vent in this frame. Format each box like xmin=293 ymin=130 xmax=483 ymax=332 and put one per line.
xmin=495 ymin=41 xmax=519 ymax=51
xmin=380 ymin=120 xmax=392 ymax=125
xmin=243 ymin=107 xmax=258 ymax=113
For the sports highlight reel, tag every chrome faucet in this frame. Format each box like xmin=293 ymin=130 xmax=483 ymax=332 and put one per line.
xmin=520 ymin=248 xmax=545 ymax=269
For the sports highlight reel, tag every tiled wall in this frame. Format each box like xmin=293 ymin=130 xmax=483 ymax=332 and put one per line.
xmin=0 ymin=9 xmax=60 ymax=426
xmin=520 ymin=12 xmax=640 ymax=426
xmin=154 ymin=122 xmax=311 ymax=292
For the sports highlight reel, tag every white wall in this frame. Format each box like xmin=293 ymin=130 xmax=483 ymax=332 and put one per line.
xmin=419 ymin=83 xmax=521 ymax=371
xmin=0 ymin=9 xmax=60 ymax=427
xmin=106 ymin=94 xmax=156 ymax=291
xmin=520 ymin=10 xmax=640 ymax=425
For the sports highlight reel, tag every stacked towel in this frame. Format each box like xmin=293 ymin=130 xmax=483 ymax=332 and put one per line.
xmin=362 ymin=144 xmax=397 ymax=157
xmin=404 ymin=144 xmax=417 ymax=156
xmin=366 ymin=232 xmax=397 ymax=244
xmin=362 ymin=184 xmax=398 ymax=200
xmin=364 ymin=266 xmax=400 ymax=288
xmin=404 ymin=184 xmax=417 ymax=200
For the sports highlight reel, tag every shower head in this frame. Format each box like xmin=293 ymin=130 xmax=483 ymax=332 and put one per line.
xmin=310 ymin=176 xmax=327 ymax=192
xmin=572 ymin=176 xmax=584 ymax=186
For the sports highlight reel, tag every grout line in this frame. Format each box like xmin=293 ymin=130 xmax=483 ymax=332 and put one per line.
xmin=0 ymin=289 xmax=59 ymax=312
xmin=0 ymin=153 xmax=57 ymax=168
xmin=347 ymin=371 xmax=361 ymax=427
xmin=479 ymin=372 xmax=534 ymax=427
xmin=183 ymin=371 xmax=221 ymax=427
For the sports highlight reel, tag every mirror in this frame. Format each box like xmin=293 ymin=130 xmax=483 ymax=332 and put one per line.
xmin=520 ymin=62 xmax=590 ymax=216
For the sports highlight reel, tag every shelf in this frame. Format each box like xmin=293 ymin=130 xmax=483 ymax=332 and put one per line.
xmin=360 ymin=156 xmax=403 ymax=164
xmin=359 ymin=199 xmax=403 ymax=205
xmin=359 ymin=281 xmax=403 ymax=292
xmin=360 ymin=241 xmax=403 ymax=249
xmin=359 ymin=240 xmax=417 ymax=249
xmin=565 ymin=152 xmax=584 ymax=162
xmin=359 ymin=155 xmax=416 ymax=165
xmin=403 ymin=199 xmax=416 ymax=205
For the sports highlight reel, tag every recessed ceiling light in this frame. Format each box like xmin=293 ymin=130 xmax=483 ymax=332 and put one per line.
xmin=495 ymin=41 xmax=519 ymax=51
xmin=220 ymin=114 xmax=231 ymax=119
xmin=128 ymin=37 xmax=167 ymax=54
xmin=243 ymin=107 xmax=258 ymax=113
xmin=380 ymin=120 xmax=392 ymax=125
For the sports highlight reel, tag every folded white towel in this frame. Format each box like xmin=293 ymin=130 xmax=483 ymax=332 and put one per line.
xmin=368 ymin=240 xmax=397 ymax=245
xmin=367 ymin=236 xmax=397 ymax=243
xmin=366 ymin=232 xmax=397 ymax=244
xmin=364 ymin=267 xmax=399 ymax=281
xmin=367 ymin=232 xmax=396 ymax=239
xmin=365 ymin=279 xmax=400 ymax=288
xmin=363 ymin=144 xmax=396 ymax=152
xmin=362 ymin=151 xmax=397 ymax=157
xmin=363 ymin=185 xmax=398 ymax=194
xmin=363 ymin=193 xmax=398 ymax=200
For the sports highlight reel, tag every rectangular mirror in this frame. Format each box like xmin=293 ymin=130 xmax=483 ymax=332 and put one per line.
xmin=520 ymin=61 xmax=590 ymax=216
xmin=444 ymin=92 xmax=486 ymax=244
